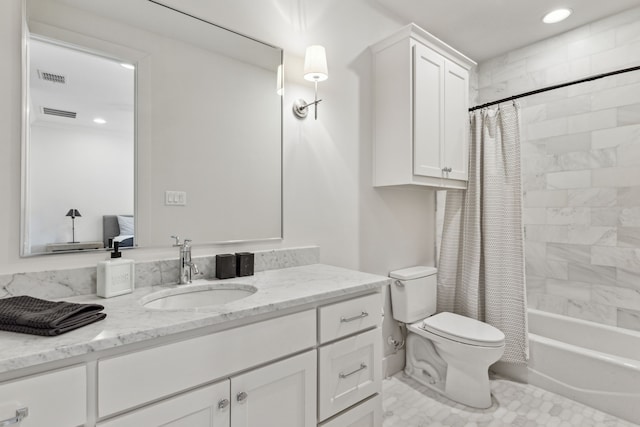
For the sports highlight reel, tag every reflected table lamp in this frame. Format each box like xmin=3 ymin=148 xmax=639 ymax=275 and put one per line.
xmin=66 ymin=209 xmax=81 ymax=243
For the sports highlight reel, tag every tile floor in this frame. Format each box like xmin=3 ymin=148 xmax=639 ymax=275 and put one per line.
xmin=382 ymin=373 xmax=637 ymax=427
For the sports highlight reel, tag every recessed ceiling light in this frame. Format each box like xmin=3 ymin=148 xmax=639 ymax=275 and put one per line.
xmin=543 ymin=8 xmax=572 ymax=24
xmin=93 ymin=118 xmax=107 ymax=124
xmin=120 ymin=63 xmax=135 ymax=70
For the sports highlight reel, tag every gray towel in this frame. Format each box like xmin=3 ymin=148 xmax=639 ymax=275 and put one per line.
xmin=0 ymin=296 xmax=106 ymax=336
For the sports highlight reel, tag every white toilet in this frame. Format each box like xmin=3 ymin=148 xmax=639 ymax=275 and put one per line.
xmin=389 ymin=266 xmax=505 ymax=409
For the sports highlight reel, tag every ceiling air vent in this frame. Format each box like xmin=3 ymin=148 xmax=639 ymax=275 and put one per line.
xmin=38 ymin=70 xmax=66 ymax=84
xmin=42 ymin=107 xmax=76 ymax=119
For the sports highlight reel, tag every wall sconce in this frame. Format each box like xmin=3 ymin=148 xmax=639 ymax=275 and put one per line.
xmin=65 ymin=209 xmax=81 ymax=243
xmin=293 ymin=45 xmax=328 ymax=120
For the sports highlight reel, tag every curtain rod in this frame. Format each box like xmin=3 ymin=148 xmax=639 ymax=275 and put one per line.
xmin=469 ymin=64 xmax=640 ymax=112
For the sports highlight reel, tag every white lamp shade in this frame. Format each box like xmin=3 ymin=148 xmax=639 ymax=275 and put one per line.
xmin=303 ymin=45 xmax=328 ymax=82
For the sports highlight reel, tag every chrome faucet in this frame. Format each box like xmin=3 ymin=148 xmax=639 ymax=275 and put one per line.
xmin=171 ymin=236 xmax=200 ymax=284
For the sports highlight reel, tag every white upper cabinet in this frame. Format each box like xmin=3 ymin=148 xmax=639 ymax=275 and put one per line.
xmin=371 ymin=24 xmax=476 ymax=189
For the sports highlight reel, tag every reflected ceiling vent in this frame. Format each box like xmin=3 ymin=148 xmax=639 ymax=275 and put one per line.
xmin=37 ymin=70 xmax=66 ymax=84
xmin=42 ymin=107 xmax=76 ymax=119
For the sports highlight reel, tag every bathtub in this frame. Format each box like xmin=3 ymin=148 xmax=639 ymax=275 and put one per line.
xmin=526 ymin=309 xmax=640 ymax=424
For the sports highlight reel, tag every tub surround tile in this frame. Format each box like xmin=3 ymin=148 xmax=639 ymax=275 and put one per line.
xmin=591 ymin=207 xmax=622 ymax=226
xmin=617 ymin=103 xmax=640 ymax=126
xmin=568 ymin=263 xmax=618 ymax=287
xmin=526 ymin=259 xmax=568 ymax=280
xmin=591 ymin=81 xmax=640 ymax=110
xmin=546 ymin=279 xmax=591 ymax=301
xmin=546 ymin=170 xmax=591 ymax=190
xmin=524 ymin=190 xmax=568 ymax=208
xmin=593 ymin=167 xmax=640 ymax=188
xmin=543 ymin=133 xmax=591 ymax=155
xmin=591 ymin=246 xmax=640 ymax=272
xmin=524 ymin=208 xmax=547 ymax=224
xmin=547 ymin=207 xmax=590 ymax=225
xmin=568 ymin=225 xmax=616 ymax=246
xmin=566 ymin=299 xmax=618 ymax=325
xmin=617 ymin=186 xmax=640 ymax=206
xmin=528 ymin=293 xmax=567 ymax=316
xmin=557 ymin=148 xmax=617 ymax=171
xmin=592 ymin=123 xmax=640 ymax=149
xmin=0 ymin=263 xmax=388 ymax=374
xmin=619 ymin=207 xmax=640 ymax=227
xmin=618 ymin=227 xmax=640 ymax=247
xmin=617 ymin=308 xmax=640 ymax=332
xmin=525 ymin=225 xmax=568 ymax=243
xmin=547 ymin=243 xmax=591 ymax=265
xmin=0 ymin=246 xmax=320 ymax=300
xmin=567 ymin=188 xmax=616 ymax=207
xmin=592 ymin=284 xmax=640 ymax=311
xmin=617 ymin=268 xmax=640 ymax=290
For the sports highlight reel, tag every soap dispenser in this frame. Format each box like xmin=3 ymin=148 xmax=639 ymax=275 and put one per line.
xmin=97 ymin=242 xmax=135 ymax=298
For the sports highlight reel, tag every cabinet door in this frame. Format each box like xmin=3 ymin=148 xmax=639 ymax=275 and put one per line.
xmin=319 ymin=395 xmax=381 ymax=427
xmin=444 ymin=60 xmax=469 ymax=181
xmin=413 ymin=43 xmax=445 ymax=179
xmin=231 ymin=350 xmax=316 ymax=427
xmin=98 ymin=380 xmax=230 ymax=427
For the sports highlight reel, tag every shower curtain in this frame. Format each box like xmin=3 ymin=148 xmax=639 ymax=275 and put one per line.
xmin=437 ymin=103 xmax=529 ymax=364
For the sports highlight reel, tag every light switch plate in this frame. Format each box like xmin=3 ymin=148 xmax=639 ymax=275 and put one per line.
xmin=165 ymin=190 xmax=187 ymax=206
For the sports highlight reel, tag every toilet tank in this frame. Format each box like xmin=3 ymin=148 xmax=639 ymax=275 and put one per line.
xmin=389 ymin=266 xmax=438 ymax=323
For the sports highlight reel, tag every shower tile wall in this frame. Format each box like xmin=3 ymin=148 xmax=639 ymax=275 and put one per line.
xmin=475 ymin=7 xmax=640 ymax=331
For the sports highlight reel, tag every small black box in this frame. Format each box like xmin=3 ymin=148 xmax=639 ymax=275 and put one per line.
xmin=236 ymin=252 xmax=254 ymax=277
xmin=215 ymin=254 xmax=236 ymax=279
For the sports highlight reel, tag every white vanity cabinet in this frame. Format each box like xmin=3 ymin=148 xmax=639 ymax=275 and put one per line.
xmin=0 ymin=365 xmax=86 ymax=427
xmin=99 ymin=350 xmax=317 ymax=427
xmin=371 ymin=23 xmax=476 ymax=189
xmin=317 ymin=293 xmax=382 ymax=425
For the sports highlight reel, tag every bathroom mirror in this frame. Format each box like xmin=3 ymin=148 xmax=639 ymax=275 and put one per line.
xmin=22 ymin=0 xmax=283 ymax=255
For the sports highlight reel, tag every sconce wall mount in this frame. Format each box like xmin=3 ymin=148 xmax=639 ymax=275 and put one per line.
xmin=293 ymin=45 xmax=328 ymax=120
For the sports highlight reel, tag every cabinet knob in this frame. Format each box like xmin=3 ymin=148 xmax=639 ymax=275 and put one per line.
xmin=217 ymin=398 xmax=230 ymax=410
xmin=236 ymin=391 xmax=248 ymax=403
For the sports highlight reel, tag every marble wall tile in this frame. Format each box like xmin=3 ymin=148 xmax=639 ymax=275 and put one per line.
xmin=567 ymin=225 xmax=616 ymax=246
xmin=618 ymin=103 xmax=640 ymax=126
xmin=615 ymin=19 xmax=640 ymax=45
xmin=592 ymin=284 xmax=640 ymax=310
xmin=525 ymin=241 xmax=547 ymax=260
xmin=591 ymin=82 xmax=640 ymax=110
xmin=617 ymin=187 xmax=640 ymax=206
xmin=546 ymin=170 xmax=591 ymax=190
xmin=618 ymin=142 xmax=640 ymax=166
xmin=525 ymin=225 xmax=568 ymax=243
xmin=566 ymin=300 xmax=617 ymax=325
xmin=527 ymin=293 xmax=567 ymax=315
xmin=567 ymin=188 xmax=616 ymax=207
xmin=541 ymin=132 xmax=591 ymax=155
xmin=526 ymin=117 xmax=568 ymax=141
xmin=616 ymin=268 xmax=640 ymax=290
xmin=524 ymin=190 xmax=568 ymax=207
xmin=617 ymin=307 xmax=640 ymax=332
xmin=522 ymin=174 xmax=547 ymax=191
xmin=568 ymin=29 xmax=616 ymax=60
xmin=618 ymin=227 xmax=640 ymax=248
xmin=546 ymin=207 xmax=590 ymax=225
xmin=547 ymin=243 xmax=591 ymax=264
xmin=526 ymin=258 xmax=569 ymax=280
xmin=556 ymin=148 xmax=616 ymax=171
xmin=592 ymin=167 xmax=640 ymax=188
xmin=568 ymin=263 xmax=618 ymax=287
xmin=523 ymin=208 xmax=547 ymax=224
xmin=545 ymin=95 xmax=591 ymax=120
xmin=592 ymin=42 xmax=640 ymax=74
xmin=567 ymin=109 xmax=617 ymax=134
xmin=591 ymin=246 xmax=640 ymax=272
xmin=591 ymin=207 xmax=622 ymax=226
xmin=619 ymin=207 xmax=640 ymax=227
xmin=526 ymin=275 xmax=546 ymax=293
xmin=592 ymin=123 xmax=640 ymax=149
xmin=546 ymin=278 xmax=591 ymax=301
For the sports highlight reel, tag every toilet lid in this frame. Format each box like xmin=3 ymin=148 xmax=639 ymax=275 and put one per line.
xmin=420 ymin=312 xmax=505 ymax=347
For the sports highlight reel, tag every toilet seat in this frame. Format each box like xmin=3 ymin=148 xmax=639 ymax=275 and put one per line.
xmin=413 ymin=312 xmax=505 ymax=347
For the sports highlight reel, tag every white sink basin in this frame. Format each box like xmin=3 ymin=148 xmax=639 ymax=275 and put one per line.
xmin=141 ymin=283 xmax=257 ymax=310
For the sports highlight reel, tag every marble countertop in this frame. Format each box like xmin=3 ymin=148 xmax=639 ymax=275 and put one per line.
xmin=0 ymin=264 xmax=390 ymax=375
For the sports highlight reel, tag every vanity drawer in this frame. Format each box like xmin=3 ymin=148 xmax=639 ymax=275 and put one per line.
xmin=0 ymin=365 xmax=86 ymax=427
xmin=98 ymin=309 xmax=316 ymax=417
xmin=319 ymin=293 xmax=381 ymax=343
xmin=319 ymin=394 xmax=381 ymax=427
xmin=318 ymin=328 xmax=381 ymax=421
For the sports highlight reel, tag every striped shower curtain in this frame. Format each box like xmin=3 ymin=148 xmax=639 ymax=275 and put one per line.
xmin=437 ymin=103 xmax=529 ymax=364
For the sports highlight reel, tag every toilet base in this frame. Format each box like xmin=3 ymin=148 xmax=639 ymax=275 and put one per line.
xmin=405 ymin=330 xmax=502 ymax=409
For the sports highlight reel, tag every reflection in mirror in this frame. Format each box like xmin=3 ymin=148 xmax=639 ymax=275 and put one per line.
xmin=22 ymin=0 xmax=283 ymax=256
xmin=24 ymin=37 xmax=135 ymax=255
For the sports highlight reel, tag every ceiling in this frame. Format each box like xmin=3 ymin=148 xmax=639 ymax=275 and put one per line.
xmin=376 ymin=0 xmax=640 ymax=62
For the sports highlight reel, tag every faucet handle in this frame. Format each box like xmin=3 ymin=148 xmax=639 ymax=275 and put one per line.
xmin=184 ymin=239 xmax=192 ymax=248
xmin=170 ymin=235 xmax=181 ymax=247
